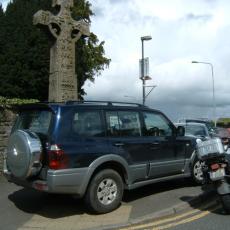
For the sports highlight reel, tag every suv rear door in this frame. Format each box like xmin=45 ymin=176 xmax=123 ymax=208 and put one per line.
xmin=56 ymin=107 xmax=110 ymax=168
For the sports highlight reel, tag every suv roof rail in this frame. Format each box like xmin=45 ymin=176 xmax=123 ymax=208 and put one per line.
xmin=65 ymin=100 xmax=146 ymax=107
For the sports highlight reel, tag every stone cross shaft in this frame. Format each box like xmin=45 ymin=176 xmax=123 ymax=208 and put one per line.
xmin=33 ymin=0 xmax=90 ymax=102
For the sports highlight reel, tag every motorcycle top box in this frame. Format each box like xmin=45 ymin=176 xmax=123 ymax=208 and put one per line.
xmin=196 ymin=138 xmax=225 ymax=160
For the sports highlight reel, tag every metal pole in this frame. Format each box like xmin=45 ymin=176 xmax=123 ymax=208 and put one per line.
xmin=192 ymin=61 xmax=216 ymax=127
xmin=141 ymin=36 xmax=152 ymax=105
xmin=210 ymin=63 xmax=216 ymax=127
xmin=142 ymin=39 xmax=145 ymax=105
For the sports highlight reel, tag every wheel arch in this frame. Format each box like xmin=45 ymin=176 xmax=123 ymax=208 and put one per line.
xmin=80 ymin=154 xmax=131 ymax=196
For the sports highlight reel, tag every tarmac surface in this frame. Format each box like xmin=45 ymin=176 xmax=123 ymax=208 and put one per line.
xmin=0 ymin=176 xmax=215 ymax=230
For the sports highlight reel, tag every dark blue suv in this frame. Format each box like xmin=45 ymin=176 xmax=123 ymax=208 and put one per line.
xmin=4 ymin=101 xmax=199 ymax=213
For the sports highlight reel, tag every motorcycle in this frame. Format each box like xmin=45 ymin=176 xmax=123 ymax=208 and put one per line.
xmin=197 ymin=138 xmax=230 ymax=213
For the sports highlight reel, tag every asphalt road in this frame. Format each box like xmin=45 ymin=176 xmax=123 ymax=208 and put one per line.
xmin=0 ymin=176 xmax=214 ymax=230
xmin=162 ymin=204 xmax=229 ymax=230
xmin=123 ymin=198 xmax=229 ymax=230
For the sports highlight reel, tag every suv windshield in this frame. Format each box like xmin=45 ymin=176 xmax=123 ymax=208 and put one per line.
xmin=13 ymin=110 xmax=52 ymax=135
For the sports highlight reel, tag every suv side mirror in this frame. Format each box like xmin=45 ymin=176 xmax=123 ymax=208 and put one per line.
xmin=177 ymin=126 xmax=185 ymax=136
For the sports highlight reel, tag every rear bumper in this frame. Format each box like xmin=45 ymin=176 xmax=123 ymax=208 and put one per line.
xmin=4 ymin=162 xmax=89 ymax=197
xmin=46 ymin=168 xmax=89 ymax=196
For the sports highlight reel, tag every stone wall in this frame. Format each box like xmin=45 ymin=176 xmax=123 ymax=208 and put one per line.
xmin=0 ymin=108 xmax=16 ymax=174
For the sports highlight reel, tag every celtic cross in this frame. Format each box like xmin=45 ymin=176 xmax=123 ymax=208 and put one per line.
xmin=33 ymin=0 xmax=90 ymax=102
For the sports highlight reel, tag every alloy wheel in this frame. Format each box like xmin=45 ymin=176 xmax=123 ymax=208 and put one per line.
xmin=97 ymin=178 xmax=118 ymax=205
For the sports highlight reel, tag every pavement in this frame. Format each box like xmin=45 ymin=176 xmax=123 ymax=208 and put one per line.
xmin=0 ymin=176 xmax=216 ymax=230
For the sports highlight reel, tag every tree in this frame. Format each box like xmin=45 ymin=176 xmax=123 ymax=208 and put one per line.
xmin=0 ymin=4 xmax=3 ymax=18
xmin=73 ymin=0 xmax=111 ymax=98
xmin=0 ymin=0 xmax=110 ymax=101
xmin=0 ymin=4 xmax=5 ymax=81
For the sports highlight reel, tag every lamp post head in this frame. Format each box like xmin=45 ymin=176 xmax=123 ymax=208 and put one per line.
xmin=141 ymin=35 xmax=152 ymax=41
xmin=140 ymin=76 xmax=152 ymax=81
xmin=191 ymin=60 xmax=213 ymax=67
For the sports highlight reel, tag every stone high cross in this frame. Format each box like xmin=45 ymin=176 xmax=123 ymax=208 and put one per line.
xmin=33 ymin=0 xmax=90 ymax=102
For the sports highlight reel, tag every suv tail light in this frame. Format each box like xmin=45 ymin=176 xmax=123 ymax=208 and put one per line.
xmin=48 ymin=145 xmax=69 ymax=170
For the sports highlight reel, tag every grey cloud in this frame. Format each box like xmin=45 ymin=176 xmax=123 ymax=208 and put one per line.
xmin=185 ymin=13 xmax=213 ymax=22
xmin=91 ymin=0 xmax=159 ymax=25
xmin=108 ymin=0 xmax=127 ymax=4
xmin=92 ymin=6 xmax=104 ymax=17
xmin=108 ymin=8 xmax=159 ymax=26
xmin=203 ymin=0 xmax=217 ymax=4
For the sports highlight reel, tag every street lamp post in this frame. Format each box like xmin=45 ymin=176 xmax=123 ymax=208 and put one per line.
xmin=192 ymin=61 xmax=216 ymax=127
xmin=141 ymin=36 xmax=152 ymax=105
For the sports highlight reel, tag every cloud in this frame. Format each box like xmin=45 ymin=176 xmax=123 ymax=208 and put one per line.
xmin=85 ymin=0 xmax=230 ymax=122
xmin=3 ymin=0 xmax=230 ymax=122
xmin=185 ymin=13 xmax=213 ymax=22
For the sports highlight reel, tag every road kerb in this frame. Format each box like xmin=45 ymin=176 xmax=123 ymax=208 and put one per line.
xmin=93 ymin=188 xmax=217 ymax=230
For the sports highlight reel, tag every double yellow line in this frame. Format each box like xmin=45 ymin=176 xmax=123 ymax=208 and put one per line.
xmin=120 ymin=201 xmax=220 ymax=230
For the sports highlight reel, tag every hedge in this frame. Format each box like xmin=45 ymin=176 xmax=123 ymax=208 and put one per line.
xmin=0 ymin=96 xmax=39 ymax=108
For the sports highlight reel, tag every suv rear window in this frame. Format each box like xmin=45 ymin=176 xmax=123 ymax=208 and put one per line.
xmin=13 ymin=110 xmax=52 ymax=135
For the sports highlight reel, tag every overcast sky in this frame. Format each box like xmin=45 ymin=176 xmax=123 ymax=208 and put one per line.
xmin=2 ymin=0 xmax=230 ymax=122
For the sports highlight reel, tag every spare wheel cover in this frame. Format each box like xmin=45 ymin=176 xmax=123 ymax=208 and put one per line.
xmin=7 ymin=130 xmax=42 ymax=178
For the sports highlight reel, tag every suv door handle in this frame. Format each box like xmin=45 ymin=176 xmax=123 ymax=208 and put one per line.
xmin=113 ymin=142 xmax=125 ymax=147
xmin=150 ymin=142 xmax=160 ymax=150
xmin=151 ymin=142 xmax=160 ymax=145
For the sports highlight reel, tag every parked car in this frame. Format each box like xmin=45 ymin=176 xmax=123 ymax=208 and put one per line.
xmin=4 ymin=101 xmax=200 ymax=213
xmin=175 ymin=122 xmax=212 ymax=183
xmin=174 ymin=122 xmax=210 ymax=141
xmin=178 ymin=118 xmax=216 ymax=135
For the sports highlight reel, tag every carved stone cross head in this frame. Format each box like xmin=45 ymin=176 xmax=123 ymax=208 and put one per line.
xmin=33 ymin=0 xmax=90 ymax=102
xmin=33 ymin=0 xmax=90 ymax=40
xmin=52 ymin=0 xmax=74 ymax=9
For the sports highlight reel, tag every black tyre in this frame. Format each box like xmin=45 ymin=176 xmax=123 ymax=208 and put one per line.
xmin=221 ymin=194 xmax=230 ymax=214
xmin=85 ymin=169 xmax=124 ymax=214
xmin=192 ymin=157 xmax=204 ymax=184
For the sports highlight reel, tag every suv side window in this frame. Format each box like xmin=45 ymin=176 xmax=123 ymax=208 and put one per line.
xmin=143 ymin=112 xmax=172 ymax=137
xmin=72 ymin=111 xmax=103 ymax=137
xmin=106 ymin=111 xmax=141 ymax=137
